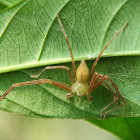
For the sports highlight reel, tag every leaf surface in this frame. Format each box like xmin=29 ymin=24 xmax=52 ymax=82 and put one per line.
xmin=0 ymin=0 xmax=140 ymax=119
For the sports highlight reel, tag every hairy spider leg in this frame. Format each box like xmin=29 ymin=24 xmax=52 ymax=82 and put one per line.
xmin=101 ymin=77 xmax=126 ymax=119
xmin=89 ymin=21 xmax=128 ymax=81
xmin=87 ymin=72 xmax=126 ymax=119
xmin=85 ymin=21 xmax=128 ymax=118
xmin=31 ymin=66 xmax=74 ymax=85
xmin=0 ymin=79 xmax=72 ymax=101
xmin=56 ymin=13 xmax=77 ymax=80
xmin=88 ymin=72 xmax=108 ymax=94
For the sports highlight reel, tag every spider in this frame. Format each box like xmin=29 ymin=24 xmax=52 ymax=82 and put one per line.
xmin=0 ymin=13 xmax=128 ymax=119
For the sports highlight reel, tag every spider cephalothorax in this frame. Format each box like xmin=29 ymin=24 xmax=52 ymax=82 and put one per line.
xmin=0 ymin=13 xmax=128 ymax=119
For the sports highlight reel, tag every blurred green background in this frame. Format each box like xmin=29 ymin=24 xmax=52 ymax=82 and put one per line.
xmin=0 ymin=111 xmax=119 ymax=140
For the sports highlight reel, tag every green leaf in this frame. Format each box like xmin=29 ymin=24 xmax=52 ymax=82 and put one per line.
xmin=0 ymin=0 xmax=23 ymax=12
xmin=88 ymin=117 xmax=140 ymax=140
xmin=0 ymin=0 xmax=140 ymax=119
xmin=0 ymin=3 xmax=7 ymax=12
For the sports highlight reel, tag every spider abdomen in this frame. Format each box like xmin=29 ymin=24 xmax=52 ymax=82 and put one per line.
xmin=76 ymin=60 xmax=89 ymax=83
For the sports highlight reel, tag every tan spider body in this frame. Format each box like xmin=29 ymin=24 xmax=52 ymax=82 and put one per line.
xmin=0 ymin=13 xmax=128 ymax=119
xmin=70 ymin=60 xmax=90 ymax=97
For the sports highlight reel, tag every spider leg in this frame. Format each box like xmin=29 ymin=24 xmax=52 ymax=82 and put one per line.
xmin=87 ymin=72 xmax=109 ymax=101
xmin=88 ymin=73 xmax=109 ymax=94
xmin=102 ymin=98 xmax=125 ymax=119
xmin=97 ymin=74 xmax=126 ymax=119
xmin=30 ymin=66 xmax=74 ymax=85
xmin=89 ymin=21 xmax=128 ymax=81
xmin=56 ymin=13 xmax=77 ymax=80
xmin=101 ymin=77 xmax=126 ymax=119
xmin=87 ymin=73 xmax=125 ymax=119
xmin=88 ymin=72 xmax=103 ymax=94
xmin=86 ymin=72 xmax=98 ymax=101
xmin=0 ymin=79 xmax=72 ymax=101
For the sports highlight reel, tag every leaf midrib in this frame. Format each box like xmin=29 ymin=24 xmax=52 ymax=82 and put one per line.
xmin=0 ymin=51 xmax=140 ymax=74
